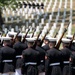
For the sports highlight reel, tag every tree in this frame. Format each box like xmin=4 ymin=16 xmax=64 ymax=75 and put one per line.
xmin=0 ymin=0 xmax=17 ymax=30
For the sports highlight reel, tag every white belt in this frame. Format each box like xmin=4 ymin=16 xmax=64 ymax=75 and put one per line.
xmin=3 ymin=60 xmax=13 ymax=62
xmin=25 ymin=62 xmax=37 ymax=66
xmin=41 ymin=60 xmax=44 ymax=63
xmin=16 ymin=55 xmax=22 ymax=58
xmin=63 ymin=61 xmax=69 ymax=64
xmin=50 ymin=62 xmax=60 ymax=66
xmin=72 ymin=67 xmax=75 ymax=69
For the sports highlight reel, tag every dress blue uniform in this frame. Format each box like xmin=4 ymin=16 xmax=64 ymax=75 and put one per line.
xmin=22 ymin=38 xmax=40 ymax=75
xmin=13 ymin=35 xmax=27 ymax=75
xmin=60 ymin=38 xmax=72 ymax=75
xmin=45 ymin=37 xmax=62 ymax=75
xmin=0 ymin=37 xmax=16 ymax=75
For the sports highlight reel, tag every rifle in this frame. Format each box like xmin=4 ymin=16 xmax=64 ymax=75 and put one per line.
xmin=55 ymin=23 xmax=69 ymax=49
xmin=54 ymin=32 xmax=58 ymax=38
xmin=13 ymin=30 xmax=20 ymax=43
xmin=40 ymin=30 xmax=49 ymax=46
xmin=33 ymin=30 xmax=42 ymax=49
xmin=54 ymin=27 xmax=60 ymax=38
xmin=4 ymin=30 xmax=9 ymax=37
xmin=22 ymin=28 xmax=30 ymax=43
xmin=31 ymin=28 xmax=36 ymax=37
xmin=69 ymin=33 xmax=75 ymax=48
xmin=0 ymin=32 xmax=3 ymax=37
xmin=14 ymin=31 xmax=20 ymax=39
xmin=40 ymin=26 xmax=52 ymax=46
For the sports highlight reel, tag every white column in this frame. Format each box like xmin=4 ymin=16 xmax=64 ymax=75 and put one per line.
xmin=5 ymin=17 xmax=8 ymax=23
xmin=62 ymin=0 xmax=67 ymax=23
xmin=32 ymin=23 xmax=35 ymax=28
xmin=4 ymin=28 xmax=8 ymax=34
xmin=11 ymin=18 xmax=13 ymax=23
xmin=22 ymin=26 xmax=25 ymax=32
xmin=2 ymin=24 xmax=5 ymax=31
xmin=55 ymin=0 xmax=62 ymax=24
xmin=46 ymin=23 xmax=49 ymax=29
xmin=41 ymin=18 xmax=44 ymax=24
xmin=9 ymin=25 xmax=11 ymax=31
xmin=31 ymin=14 xmax=34 ymax=19
xmin=29 ymin=19 xmax=31 ymax=24
xmin=26 ymin=22 xmax=28 ymax=28
xmin=52 ymin=0 xmax=57 ymax=16
xmin=12 ymin=11 xmax=15 ymax=16
xmin=47 ymin=0 xmax=52 ymax=12
xmin=17 ymin=18 xmax=20 ymax=23
xmin=39 ymin=23 xmax=42 ymax=29
xmin=22 ymin=11 xmax=25 ymax=16
xmin=35 ymin=19 xmax=38 ymax=23
xmin=67 ymin=0 xmax=72 ymax=35
xmin=15 ymin=25 xmax=19 ymax=31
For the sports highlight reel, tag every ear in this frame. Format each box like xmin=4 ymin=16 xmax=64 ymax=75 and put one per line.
xmin=69 ymin=57 xmax=71 ymax=62
xmin=45 ymin=56 xmax=48 ymax=60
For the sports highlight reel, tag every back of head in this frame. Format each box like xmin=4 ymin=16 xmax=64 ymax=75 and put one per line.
xmin=48 ymin=37 xmax=57 ymax=48
xmin=61 ymin=38 xmax=71 ymax=48
xmin=15 ymin=35 xmax=22 ymax=42
xmin=26 ymin=37 xmax=36 ymax=48
xmin=36 ymin=39 xmax=41 ymax=46
xmin=44 ymin=37 xmax=49 ymax=44
xmin=2 ymin=37 xmax=11 ymax=46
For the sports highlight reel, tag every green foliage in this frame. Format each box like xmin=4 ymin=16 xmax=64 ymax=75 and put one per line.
xmin=72 ymin=25 xmax=75 ymax=34
xmin=0 ymin=0 xmax=18 ymax=10
xmin=0 ymin=0 xmax=15 ymax=6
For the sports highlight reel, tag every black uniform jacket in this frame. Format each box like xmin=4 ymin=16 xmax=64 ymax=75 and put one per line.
xmin=60 ymin=47 xmax=72 ymax=75
xmin=61 ymin=47 xmax=72 ymax=65
xmin=45 ymin=47 xmax=62 ymax=75
xmin=13 ymin=41 xmax=26 ymax=69
xmin=70 ymin=52 xmax=75 ymax=75
xmin=22 ymin=47 xmax=40 ymax=75
xmin=22 ymin=47 xmax=40 ymax=65
xmin=36 ymin=46 xmax=45 ymax=72
xmin=71 ymin=43 xmax=75 ymax=52
xmin=0 ymin=46 xmax=16 ymax=73
xmin=42 ymin=44 xmax=50 ymax=51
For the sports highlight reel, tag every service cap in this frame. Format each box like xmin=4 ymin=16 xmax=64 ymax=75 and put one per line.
xmin=1 ymin=36 xmax=11 ymax=43
xmin=62 ymin=38 xmax=71 ymax=44
xmin=66 ymin=35 xmax=73 ymax=39
xmin=73 ymin=40 xmax=75 ymax=43
xmin=48 ymin=37 xmax=57 ymax=43
xmin=26 ymin=37 xmax=36 ymax=42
